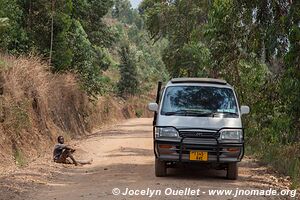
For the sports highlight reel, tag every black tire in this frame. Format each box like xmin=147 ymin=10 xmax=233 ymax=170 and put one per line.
xmin=155 ymin=158 xmax=167 ymax=177
xmin=227 ymin=163 xmax=238 ymax=180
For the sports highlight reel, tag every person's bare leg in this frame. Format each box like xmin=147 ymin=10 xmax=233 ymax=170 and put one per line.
xmin=57 ymin=149 xmax=90 ymax=166
xmin=76 ymin=158 xmax=93 ymax=165
xmin=57 ymin=149 xmax=78 ymax=166
xmin=67 ymin=152 xmax=78 ymax=166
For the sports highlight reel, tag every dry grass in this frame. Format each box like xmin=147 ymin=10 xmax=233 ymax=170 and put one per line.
xmin=0 ymin=54 xmax=152 ymax=171
xmin=0 ymin=54 xmax=88 ymax=169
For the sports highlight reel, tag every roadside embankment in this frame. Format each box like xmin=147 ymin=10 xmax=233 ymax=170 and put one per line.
xmin=0 ymin=54 xmax=152 ymax=172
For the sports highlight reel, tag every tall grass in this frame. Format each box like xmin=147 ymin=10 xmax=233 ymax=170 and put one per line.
xmin=0 ymin=55 xmax=96 ymax=169
xmin=0 ymin=54 xmax=152 ymax=169
xmin=247 ymin=139 xmax=300 ymax=188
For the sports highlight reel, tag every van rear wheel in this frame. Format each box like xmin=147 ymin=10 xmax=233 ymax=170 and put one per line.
xmin=227 ymin=163 xmax=238 ymax=180
xmin=155 ymin=158 xmax=167 ymax=177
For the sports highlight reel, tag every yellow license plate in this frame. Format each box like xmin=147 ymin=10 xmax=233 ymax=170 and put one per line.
xmin=189 ymin=151 xmax=208 ymax=161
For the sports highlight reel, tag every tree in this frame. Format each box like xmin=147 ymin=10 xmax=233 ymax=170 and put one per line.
xmin=111 ymin=0 xmax=168 ymax=91
xmin=280 ymin=0 xmax=300 ymax=142
xmin=139 ymin=0 xmax=210 ymax=77
xmin=74 ymin=0 xmax=115 ymax=47
xmin=0 ymin=0 xmax=115 ymax=97
xmin=0 ymin=0 xmax=28 ymax=53
xmin=117 ymin=44 xmax=139 ymax=97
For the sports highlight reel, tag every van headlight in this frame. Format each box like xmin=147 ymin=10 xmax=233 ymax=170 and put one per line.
xmin=219 ymin=129 xmax=243 ymax=142
xmin=155 ymin=127 xmax=179 ymax=138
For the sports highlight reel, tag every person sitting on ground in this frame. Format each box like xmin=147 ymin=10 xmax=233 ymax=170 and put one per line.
xmin=53 ymin=136 xmax=92 ymax=166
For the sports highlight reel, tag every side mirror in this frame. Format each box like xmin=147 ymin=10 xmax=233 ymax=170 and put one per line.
xmin=240 ymin=105 xmax=250 ymax=115
xmin=148 ymin=103 xmax=158 ymax=112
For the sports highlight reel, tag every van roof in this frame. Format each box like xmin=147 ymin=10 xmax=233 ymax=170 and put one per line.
xmin=170 ymin=78 xmax=227 ymax=85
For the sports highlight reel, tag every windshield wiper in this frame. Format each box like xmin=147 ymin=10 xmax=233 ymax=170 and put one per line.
xmin=164 ymin=110 xmax=189 ymax=116
xmin=164 ymin=110 xmax=213 ymax=116
xmin=185 ymin=110 xmax=213 ymax=116
xmin=164 ymin=110 xmax=238 ymax=117
xmin=212 ymin=112 xmax=239 ymax=117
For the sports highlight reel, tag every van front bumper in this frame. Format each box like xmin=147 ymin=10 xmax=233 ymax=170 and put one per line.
xmin=154 ymin=137 xmax=244 ymax=163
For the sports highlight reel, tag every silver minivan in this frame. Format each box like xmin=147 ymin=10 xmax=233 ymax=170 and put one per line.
xmin=148 ymin=78 xmax=250 ymax=179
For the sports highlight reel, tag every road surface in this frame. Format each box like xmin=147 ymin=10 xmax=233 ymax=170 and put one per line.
xmin=0 ymin=118 xmax=295 ymax=200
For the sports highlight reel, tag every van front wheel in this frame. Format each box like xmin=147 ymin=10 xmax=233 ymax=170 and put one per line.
xmin=155 ymin=158 xmax=167 ymax=177
xmin=227 ymin=163 xmax=238 ymax=180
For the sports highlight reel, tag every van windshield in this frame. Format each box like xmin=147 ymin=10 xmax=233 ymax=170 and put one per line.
xmin=161 ymin=86 xmax=238 ymax=117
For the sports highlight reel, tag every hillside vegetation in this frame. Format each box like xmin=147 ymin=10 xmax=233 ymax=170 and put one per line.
xmin=0 ymin=0 xmax=300 ymax=189
xmin=0 ymin=0 xmax=164 ymax=170
xmin=140 ymin=0 xmax=300 ymax=187
xmin=0 ymin=54 xmax=153 ymax=171
xmin=0 ymin=0 xmax=168 ymax=98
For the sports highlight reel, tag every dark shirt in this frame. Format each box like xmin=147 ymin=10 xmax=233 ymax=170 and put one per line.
xmin=53 ymin=144 xmax=67 ymax=160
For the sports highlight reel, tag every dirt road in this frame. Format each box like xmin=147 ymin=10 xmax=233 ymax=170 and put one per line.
xmin=1 ymin=118 xmax=296 ymax=200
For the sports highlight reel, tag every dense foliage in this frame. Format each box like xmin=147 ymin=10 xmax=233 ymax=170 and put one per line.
xmin=2 ymin=0 xmax=299 ymax=186
xmin=0 ymin=0 xmax=114 ymax=97
xmin=0 ymin=0 xmax=167 ymax=98
xmin=140 ymin=0 xmax=300 ymax=185
xmin=111 ymin=0 xmax=168 ymax=93
xmin=117 ymin=44 xmax=139 ymax=97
